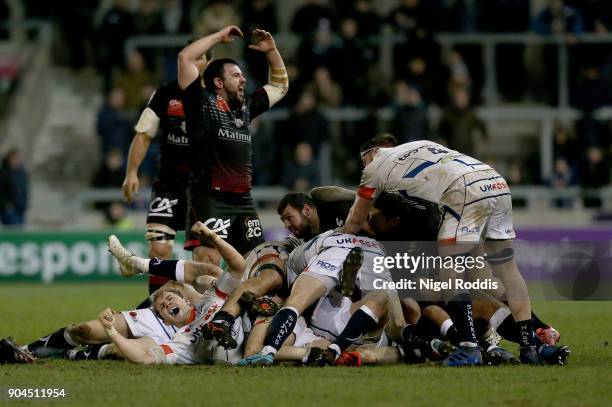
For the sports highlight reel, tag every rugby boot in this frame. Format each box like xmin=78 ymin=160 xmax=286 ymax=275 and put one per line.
xmin=539 ymin=344 xmax=570 ymax=365
xmin=340 ymin=247 xmax=363 ymax=297
xmin=443 ymin=345 xmax=482 ymax=367
xmin=108 ymin=235 xmax=144 ymax=277
xmin=483 ymin=346 xmax=520 ymax=366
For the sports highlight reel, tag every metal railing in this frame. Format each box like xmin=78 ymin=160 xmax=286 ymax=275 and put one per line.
xmin=72 ymin=185 xmax=612 ymax=214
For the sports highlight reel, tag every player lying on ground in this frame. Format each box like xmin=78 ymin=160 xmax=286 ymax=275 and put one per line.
xmin=0 ymin=280 xmax=203 ymax=363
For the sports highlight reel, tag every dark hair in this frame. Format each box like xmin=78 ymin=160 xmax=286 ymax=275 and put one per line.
xmin=203 ymin=58 xmax=239 ymax=90
xmin=277 ymin=193 xmax=316 ymax=215
xmin=373 ymin=192 xmax=406 ymax=219
xmin=360 ymin=133 xmax=399 ymax=153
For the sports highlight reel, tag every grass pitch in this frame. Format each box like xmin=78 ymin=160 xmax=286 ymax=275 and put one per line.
xmin=1 ymin=282 xmax=611 ymax=407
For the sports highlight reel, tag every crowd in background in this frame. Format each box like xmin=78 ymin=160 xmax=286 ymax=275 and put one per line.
xmin=6 ymin=0 xmax=612 ymax=224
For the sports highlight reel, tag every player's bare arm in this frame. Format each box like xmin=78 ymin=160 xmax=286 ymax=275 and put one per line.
xmin=191 ymin=221 xmax=246 ymax=274
xmin=122 ymin=132 xmax=152 ymax=203
xmin=342 ymin=195 xmax=374 ymax=234
xmin=97 ymin=308 xmax=157 ymax=365
xmin=178 ymin=25 xmax=243 ymax=90
xmin=249 ymin=29 xmax=288 ymax=106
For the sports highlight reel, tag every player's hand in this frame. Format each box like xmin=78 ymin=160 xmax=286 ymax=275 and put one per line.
xmin=191 ymin=221 xmax=215 ymax=240
xmin=122 ymin=173 xmax=139 ymax=204
xmin=98 ymin=308 xmax=117 ymax=329
xmin=248 ymin=29 xmax=276 ymax=53
xmin=217 ymin=25 xmax=243 ymax=43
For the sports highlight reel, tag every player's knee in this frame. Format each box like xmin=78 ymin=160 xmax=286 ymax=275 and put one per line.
xmin=145 ymin=225 xmax=176 ymax=257
xmin=68 ymin=323 xmax=93 ymax=344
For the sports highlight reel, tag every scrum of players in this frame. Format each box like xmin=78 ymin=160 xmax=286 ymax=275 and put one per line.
xmin=0 ymin=25 xmax=569 ymax=367
xmin=1 ymin=141 xmax=570 ymax=367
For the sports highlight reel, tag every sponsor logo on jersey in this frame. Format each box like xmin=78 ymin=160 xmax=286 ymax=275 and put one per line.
xmin=235 ymin=118 xmax=244 ymax=128
xmin=204 ymin=218 xmax=231 ymax=239
xmin=335 ymin=237 xmax=379 ymax=248
xmin=460 ymin=226 xmax=481 ymax=234
xmin=167 ymin=99 xmax=184 ymax=117
xmin=479 ymin=181 xmax=508 ymax=192
xmin=315 ymin=260 xmax=337 ymax=271
xmin=218 ymin=128 xmax=251 ymax=143
xmin=245 ymin=218 xmax=262 ymax=239
xmin=167 ymin=133 xmax=189 ymax=145
xmin=129 ymin=311 xmax=138 ymax=321
xmin=148 ymin=197 xmax=178 ymax=218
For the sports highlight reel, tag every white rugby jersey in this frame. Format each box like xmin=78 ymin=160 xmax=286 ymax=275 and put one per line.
xmin=358 ymin=141 xmax=492 ymax=203
xmin=158 ymin=292 xmax=244 ymax=365
xmin=286 ymin=230 xmax=391 ymax=291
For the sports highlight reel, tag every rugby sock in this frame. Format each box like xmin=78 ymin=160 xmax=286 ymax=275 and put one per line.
xmin=445 ymin=293 xmax=478 ymax=347
xmin=496 ymin=315 xmax=540 ymax=345
xmin=27 ymin=327 xmax=77 ymax=356
xmin=332 ymin=305 xmax=379 ymax=352
xmin=516 ymin=319 xmax=536 ymax=347
xmin=401 ymin=323 xmax=420 ymax=344
xmin=531 ymin=311 xmax=549 ymax=330
xmin=489 ymin=307 xmax=512 ymax=330
xmin=148 ymin=259 xmax=180 ymax=279
xmin=263 ymin=306 xmax=299 ymax=353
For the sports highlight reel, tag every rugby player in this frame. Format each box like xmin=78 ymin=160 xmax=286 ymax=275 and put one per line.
xmin=342 ymin=138 xmax=542 ymax=365
xmin=178 ymin=25 xmax=288 ymax=264
xmin=122 ymin=52 xmax=208 ymax=294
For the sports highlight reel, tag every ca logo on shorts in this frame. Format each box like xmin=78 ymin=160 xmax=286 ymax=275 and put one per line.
xmin=204 ymin=218 xmax=231 ymax=239
xmin=149 ymin=197 xmax=178 ymax=217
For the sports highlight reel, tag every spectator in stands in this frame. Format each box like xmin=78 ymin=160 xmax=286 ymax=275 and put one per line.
xmin=332 ymin=17 xmax=370 ymax=106
xmin=297 ymin=22 xmax=341 ymax=80
xmin=282 ymin=142 xmax=320 ymax=192
xmin=553 ymin=122 xmax=579 ymax=166
xmin=0 ymin=149 xmax=28 ymax=227
xmin=388 ymin=81 xmax=429 ymax=143
xmin=160 ymin=0 xmax=191 ymax=81
xmin=534 ymin=0 xmax=584 ymax=105
xmin=161 ymin=0 xmax=190 ymax=35
xmin=242 ymin=0 xmax=279 ymax=87
xmin=534 ymin=0 xmax=584 ymax=35
xmin=105 ymin=201 xmax=135 ymax=230
xmin=438 ymin=86 xmax=487 ymax=157
xmin=193 ymin=0 xmax=240 ymax=60
xmin=96 ymin=87 xmax=133 ymax=155
xmin=551 ymin=157 xmax=578 ymax=208
xmin=580 ymin=146 xmax=610 ymax=207
xmin=277 ymin=90 xmax=330 ymax=157
xmin=133 ymin=0 xmax=163 ymax=35
xmin=194 ymin=0 xmax=240 ymax=36
xmin=290 ymin=0 xmax=337 ymax=36
xmin=96 ymin=0 xmax=134 ymax=91
xmin=304 ymin=66 xmax=343 ymax=108
xmin=571 ymin=64 xmax=609 ymax=112
xmin=93 ymin=148 xmax=125 ymax=190
xmin=347 ymin=0 xmax=381 ymax=38
xmin=113 ymin=50 xmax=155 ymax=111
xmin=386 ymin=0 xmax=434 ymax=33
xmin=443 ymin=0 xmax=479 ymax=32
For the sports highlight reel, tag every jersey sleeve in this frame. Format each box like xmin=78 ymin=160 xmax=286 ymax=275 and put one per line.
xmin=146 ymin=84 xmax=167 ymax=117
xmin=357 ymin=163 xmax=383 ymax=200
xmin=249 ymin=88 xmax=270 ymax=119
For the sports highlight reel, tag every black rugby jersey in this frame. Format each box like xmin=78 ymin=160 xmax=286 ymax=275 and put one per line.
xmin=183 ymin=78 xmax=269 ymax=192
xmin=313 ymin=198 xmax=353 ymax=233
xmin=147 ymin=80 xmax=190 ymax=182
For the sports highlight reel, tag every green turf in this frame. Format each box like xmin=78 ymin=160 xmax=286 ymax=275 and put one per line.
xmin=1 ymin=283 xmax=611 ymax=407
